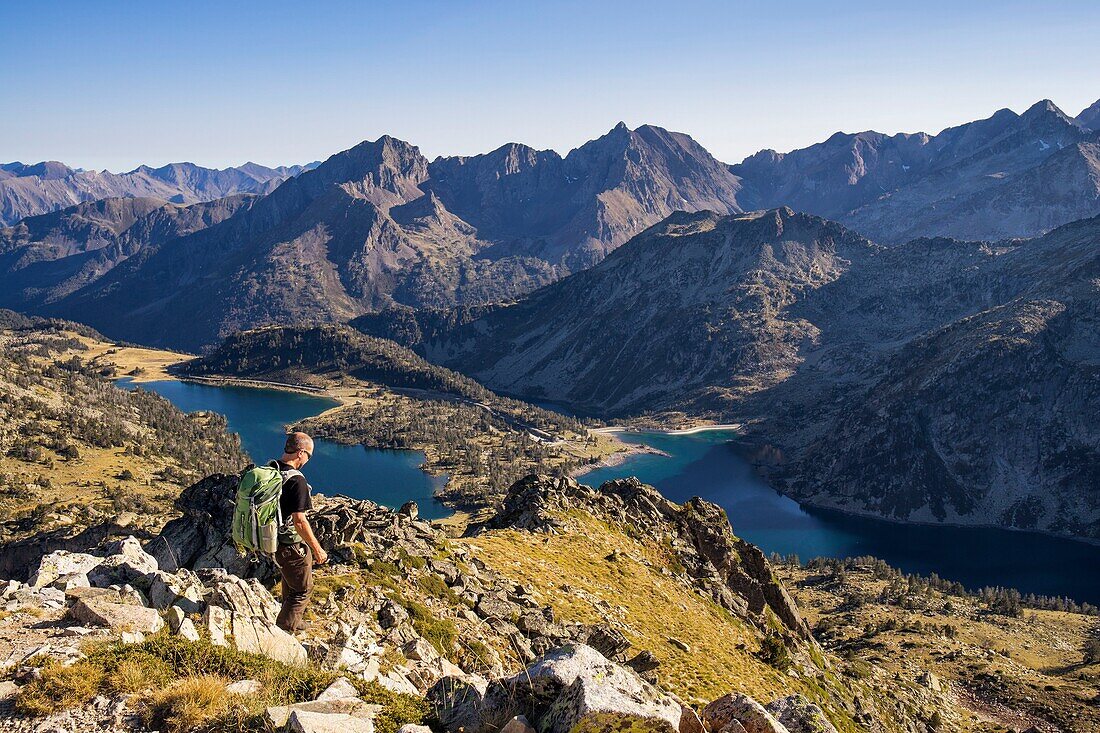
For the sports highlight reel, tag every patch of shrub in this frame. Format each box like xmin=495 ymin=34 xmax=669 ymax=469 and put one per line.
xmin=15 ymin=660 xmax=104 ymax=715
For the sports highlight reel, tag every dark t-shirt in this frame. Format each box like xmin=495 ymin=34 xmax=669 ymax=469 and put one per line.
xmin=277 ymin=460 xmax=312 ymax=520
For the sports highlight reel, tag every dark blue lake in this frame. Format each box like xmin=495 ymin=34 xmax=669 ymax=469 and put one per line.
xmin=118 ymin=380 xmax=451 ymax=520
xmin=581 ymin=431 xmax=1100 ymax=605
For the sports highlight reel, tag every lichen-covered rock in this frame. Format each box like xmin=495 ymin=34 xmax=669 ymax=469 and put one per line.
xmin=704 ymin=693 xmax=790 ymax=733
xmin=68 ymin=596 xmax=165 ymax=635
xmin=763 ymin=695 xmax=838 ymax=733
xmin=148 ymin=568 xmax=205 ymax=614
xmin=88 ymin=536 xmax=160 ymax=591
xmin=28 ymin=550 xmax=103 ymax=589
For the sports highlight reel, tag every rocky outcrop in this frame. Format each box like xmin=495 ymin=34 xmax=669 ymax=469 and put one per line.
xmin=764 ymin=695 xmax=839 ymax=733
xmin=147 ymin=472 xmax=439 ymax=581
xmin=429 ymin=643 xmax=684 ymax=733
xmin=429 ymin=643 xmax=851 ymax=733
xmin=483 ymin=474 xmax=813 ymax=641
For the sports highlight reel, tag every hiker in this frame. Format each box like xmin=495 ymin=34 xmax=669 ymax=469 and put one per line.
xmin=274 ymin=431 xmax=328 ymax=632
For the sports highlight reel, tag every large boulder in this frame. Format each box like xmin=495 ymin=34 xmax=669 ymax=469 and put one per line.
xmin=28 ymin=550 xmax=103 ymax=589
xmin=148 ymin=568 xmax=205 ymax=614
xmin=201 ymin=568 xmax=279 ymax=622
xmin=196 ymin=569 xmax=306 ymax=665
xmin=764 ymin=695 xmax=838 ymax=733
xmin=265 ymin=699 xmax=381 ymax=729
xmin=88 ymin=536 xmax=159 ymax=591
xmin=704 ymin=693 xmax=790 ymax=733
xmin=68 ymin=596 xmax=165 ymax=635
xmin=431 ymin=644 xmax=683 ymax=733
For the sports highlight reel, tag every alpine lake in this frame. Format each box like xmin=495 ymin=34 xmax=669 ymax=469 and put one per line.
xmin=121 ymin=379 xmax=1100 ymax=605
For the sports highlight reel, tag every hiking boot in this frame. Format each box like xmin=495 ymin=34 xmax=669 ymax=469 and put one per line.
xmin=294 ymin=620 xmax=312 ymax=632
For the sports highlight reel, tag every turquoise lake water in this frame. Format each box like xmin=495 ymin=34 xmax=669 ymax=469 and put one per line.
xmin=126 ymin=380 xmax=1100 ymax=603
xmin=119 ymin=380 xmax=451 ymax=520
xmin=582 ymin=431 xmax=1100 ymax=604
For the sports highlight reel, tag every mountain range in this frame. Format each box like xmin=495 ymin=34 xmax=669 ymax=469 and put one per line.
xmin=412 ymin=207 xmax=1100 ymax=540
xmin=0 ymin=160 xmax=316 ymax=226
xmin=2 ymin=97 xmax=1097 ymax=349
xmin=734 ymin=99 xmax=1100 ymax=243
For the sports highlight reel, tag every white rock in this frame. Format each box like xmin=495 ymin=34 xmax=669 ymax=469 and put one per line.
xmin=203 ymin=605 xmax=229 ymax=646
xmin=148 ymin=569 xmax=205 ymax=614
xmin=29 ymin=551 xmax=103 ymax=589
xmin=167 ymin=605 xmax=186 ymax=632
xmin=177 ymin=617 xmax=200 ymax=642
xmin=120 ymin=631 xmax=145 ymax=644
xmin=288 ymin=709 xmax=374 ymax=733
xmin=266 ymin=700 xmax=381 ymax=730
xmin=226 ymin=679 xmax=263 ymax=695
xmin=228 ymin=612 xmax=307 ymax=666
xmin=317 ymin=676 xmax=360 ymax=701
xmin=69 ymin=596 xmax=164 ymax=634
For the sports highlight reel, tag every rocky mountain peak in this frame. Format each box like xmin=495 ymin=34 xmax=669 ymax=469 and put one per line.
xmin=2 ymin=160 xmax=75 ymax=180
xmin=1076 ymin=97 xmax=1100 ymax=131
xmin=1022 ymin=98 xmax=1070 ymax=121
xmin=310 ymin=135 xmax=430 ymax=201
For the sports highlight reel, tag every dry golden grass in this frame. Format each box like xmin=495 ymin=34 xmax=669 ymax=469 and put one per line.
xmin=464 ymin=513 xmax=799 ymax=707
xmin=143 ymin=675 xmax=234 ymax=733
xmin=78 ymin=335 xmax=192 ymax=382
xmin=15 ymin=660 xmax=105 ymax=715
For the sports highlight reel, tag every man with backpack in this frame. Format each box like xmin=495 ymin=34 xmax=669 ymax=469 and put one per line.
xmin=272 ymin=431 xmax=328 ymax=632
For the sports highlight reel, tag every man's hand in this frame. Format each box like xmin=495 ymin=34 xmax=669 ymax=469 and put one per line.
xmin=291 ymin=511 xmax=328 ymax=565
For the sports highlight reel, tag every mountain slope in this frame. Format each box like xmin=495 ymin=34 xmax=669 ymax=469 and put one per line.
xmin=0 ymin=195 xmax=257 ymax=308
xmin=424 ymin=208 xmax=1100 ymax=539
xmin=1077 ymin=96 xmax=1100 ymax=131
xmin=45 ymin=137 xmax=561 ymax=348
xmin=427 ymin=207 xmax=877 ymax=416
xmin=428 ymin=123 xmax=745 ymax=268
xmin=0 ymin=160 xmax=312 ymax=226
xmin=734 ymin=99 xmax=1100 ymax=243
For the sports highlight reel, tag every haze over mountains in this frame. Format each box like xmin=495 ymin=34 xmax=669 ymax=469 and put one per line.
xmin=0 ymin=160 xmax=316 ymax=226
xmin=734 ymin=99 xmax=1100 ymax=242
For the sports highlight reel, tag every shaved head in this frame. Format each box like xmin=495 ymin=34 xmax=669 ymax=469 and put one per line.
xmin=284 ymin=431 xmax=314 ymax=456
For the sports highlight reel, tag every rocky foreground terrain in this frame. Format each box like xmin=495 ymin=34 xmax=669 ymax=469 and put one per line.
xmin=0 ymin=465 xmax=1095 ymax=732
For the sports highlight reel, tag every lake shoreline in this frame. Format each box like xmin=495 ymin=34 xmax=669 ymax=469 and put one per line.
xmin=572 ymin=442 xmax=671 ymax=477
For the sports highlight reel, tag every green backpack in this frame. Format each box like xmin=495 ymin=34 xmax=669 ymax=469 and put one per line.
xmin=232 ymin=462 xmax=301 ymax=555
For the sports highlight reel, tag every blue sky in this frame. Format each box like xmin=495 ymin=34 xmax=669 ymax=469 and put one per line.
xmin=2 ymin=1 xmax=1098 ymax=171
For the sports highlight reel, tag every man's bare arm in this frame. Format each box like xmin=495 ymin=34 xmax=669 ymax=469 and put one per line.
xmin=291 ymin=512 xmax=328 ymax=565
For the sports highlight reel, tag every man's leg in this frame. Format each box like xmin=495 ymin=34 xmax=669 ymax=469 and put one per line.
xmin=275 ymin=543 xmax=314 ymax=632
